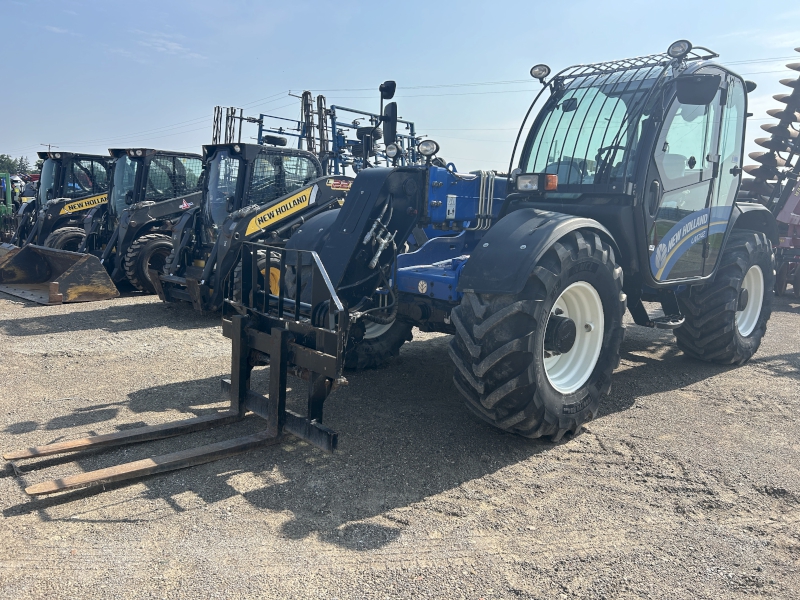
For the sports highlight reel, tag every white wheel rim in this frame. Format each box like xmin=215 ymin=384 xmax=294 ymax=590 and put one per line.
xmin=363 ymin=320 xmax=393 ymax=339
xmin=543 ymin=281 xmax=605 ymax=394
xmin=362 ymin=291 xmax=394 ymax=339
xmin=736 ymin=265 xmax=764 ymax=337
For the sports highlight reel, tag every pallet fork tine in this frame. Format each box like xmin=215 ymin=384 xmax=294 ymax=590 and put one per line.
xmin=4 ymin=244 xmax=345 ymax=497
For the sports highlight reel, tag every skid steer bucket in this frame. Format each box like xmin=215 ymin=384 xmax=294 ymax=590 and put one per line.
xmin=0 ymin=242 xmax=20 ymax=259
xmin=0 ymin=245 xmax=119 ymax=304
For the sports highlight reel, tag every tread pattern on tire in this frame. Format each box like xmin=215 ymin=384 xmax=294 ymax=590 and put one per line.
xmin=43 ymin=227 xmax=86 ymax=250
xmin=449 ymin=230 xmax=626 ymax=441
xmin=675 ymin=230 xmax=774 ymax=365
xmin=123 ymin=233 xmax=173 ymax=292
xmin=344 ymin=321 xmax=413 ymax=370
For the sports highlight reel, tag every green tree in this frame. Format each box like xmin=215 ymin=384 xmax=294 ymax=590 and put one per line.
xmin=35 ymin=159 xmax=44 ymax=172
xmin=16 ymin=156 xmax=30 ymax=174
xmin=0 ymin=154 xmax=17 ymax=174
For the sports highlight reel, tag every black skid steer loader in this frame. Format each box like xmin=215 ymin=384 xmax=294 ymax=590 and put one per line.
xmin=152 ymin=141 xmax=352 ymax=312
xmin=0 ymin=151 xmax=119 ymax=304
xmin=78 ymin=148 xmax=203 ymax=293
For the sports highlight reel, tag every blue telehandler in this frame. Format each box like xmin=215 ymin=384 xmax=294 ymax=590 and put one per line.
xmin=222 ymin=39 xmax=777 ymax=444
xmin=5 ymin=41 xmax=779 ymax=495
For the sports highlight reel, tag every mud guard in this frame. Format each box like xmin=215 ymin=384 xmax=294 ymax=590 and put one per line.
xmin=730 ymin=202 xmax=778 ymax=245
xmin=457 ymin=208 xmax=619 ymax=295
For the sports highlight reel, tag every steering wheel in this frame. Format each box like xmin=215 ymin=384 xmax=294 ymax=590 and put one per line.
xmin=595 ymin=145 xmax=626 ymax=175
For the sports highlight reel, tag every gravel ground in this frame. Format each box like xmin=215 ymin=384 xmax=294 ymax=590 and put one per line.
xmin=0 ymin=290 xmax=798 ymax=599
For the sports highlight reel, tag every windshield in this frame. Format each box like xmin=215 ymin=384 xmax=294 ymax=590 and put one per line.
xmin=110 ymin=156 xmax=139 ymax=217
xmin=204 ymin=150 xmax=241 ymax=243
xmin=520 ymin=66 xmax=662 ymax=188
xmin=38 ymin=158 xmax=58 ymax=205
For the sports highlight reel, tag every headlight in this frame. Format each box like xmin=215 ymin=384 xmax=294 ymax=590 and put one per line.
xmin=667 ymin=40 xmax=692 ymax=59
xmin=418 ymin=140 xmax=439 ymax=157
xmin=385 ymin=143 xmax=399 ymax=158
xmin=233 ymin=144 xmax=241 ymax=153
xmin=516 ymin=174 xmax=540 ymax=191
xmin=530 ymin=64 xmax=551 ymax=80
xmin=54 ymin=152 xmax=61 ymax=159
xmin=515 ymin=173 xmax=558 ymax=192
xmin=135 ymin=149 xmax=143 ymax=157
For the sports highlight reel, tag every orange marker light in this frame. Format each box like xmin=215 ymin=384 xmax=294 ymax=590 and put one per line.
xmin=545 ymin=174 xmax=558 ymax=190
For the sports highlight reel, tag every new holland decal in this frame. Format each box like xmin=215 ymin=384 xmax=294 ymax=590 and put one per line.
xmin=59 ymin=193 xmax=108 ymax=215
xmin=649 ymin=206 xmax=732 ymax=280
xmin=244 ymin=185 xmax=318 ymax=237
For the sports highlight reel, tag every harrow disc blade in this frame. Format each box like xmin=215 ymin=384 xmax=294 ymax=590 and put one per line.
xmin=743 ymin=164 xmax=778 ymax=180
xmin=755 ymin=137 xmax=792 ymax=152
xmin=748 ymin=151 xmax=787 ymax=167
xmin=761 ymin=122 xmax=799 ymax=138
xmin=739 ymin=178 xmax=775 ymax=195
xmin=767 ymin=108 xmax=800 ymax=122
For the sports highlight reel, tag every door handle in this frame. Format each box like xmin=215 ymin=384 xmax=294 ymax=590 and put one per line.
xmin=729 ymin=165 xmax=742 ymax=176
xmin=648 ymin=180 xmax=661 ymax=216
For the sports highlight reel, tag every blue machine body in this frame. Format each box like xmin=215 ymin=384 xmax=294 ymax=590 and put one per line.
xmin=396 ymin=166 xmax=508 ymax=303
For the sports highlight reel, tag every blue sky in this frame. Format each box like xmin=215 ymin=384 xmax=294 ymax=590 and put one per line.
xmin=2 ymin=0 xmax=798 ymax=172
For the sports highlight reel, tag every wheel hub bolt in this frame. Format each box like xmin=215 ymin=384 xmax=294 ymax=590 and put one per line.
xmin=738 ymin=287 xmax=749 ymax=311
xmin=544 ymin=314 xmax=577 ymax=354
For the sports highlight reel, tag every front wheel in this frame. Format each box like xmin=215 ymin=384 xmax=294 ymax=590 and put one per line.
xmin=449 ymin=230 xmax=626 ymax=440
xmin=675 ymin=230 xmax=774 ymax=365
xmin=123 ymin=233 xmax=174 ymax=293
xmin=43 ymin=227 xmax=86 ymax=251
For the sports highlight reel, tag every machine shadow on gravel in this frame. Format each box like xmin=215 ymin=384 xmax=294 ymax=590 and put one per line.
xmin=0 ymin=301 xmax=219 ymax=337
xmin=0 ymin=329 xmax=750 ymax=545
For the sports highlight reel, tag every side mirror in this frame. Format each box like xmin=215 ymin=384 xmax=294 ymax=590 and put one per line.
xmin=745 ymin=80 xmax=757 ymax=94
xmin=124 ymin=190 xmax=134 ymax=205
xmin=379 ymin=80 xmax=396 ymax=100
xmin=383 ymin=102 xmax=398 ymax=145
xmin=676 ymin=73 xmax=721 ymax=106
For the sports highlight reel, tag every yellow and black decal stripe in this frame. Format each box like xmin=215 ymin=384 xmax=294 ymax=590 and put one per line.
xmin=59 ymin=193 xmax=108 ymax=215
xmin=245 ymin=186 xmax=318 ymax=237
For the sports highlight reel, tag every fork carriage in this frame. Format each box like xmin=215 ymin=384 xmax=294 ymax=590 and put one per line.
xmin=4 ymin=241 xmax=347 ymax=495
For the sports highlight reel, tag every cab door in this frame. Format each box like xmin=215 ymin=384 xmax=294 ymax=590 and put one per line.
xmin=646 ymin=74 xmax=723 ymax=282
xmin=704 ymin=77 xmax=746 ymax=274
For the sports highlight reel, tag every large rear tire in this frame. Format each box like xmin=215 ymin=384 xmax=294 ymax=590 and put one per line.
xmin=43 ymin=227 xmax=86 ymax=251
xmin=675 ymin=230 xmax=773 ymax=365
xmin=449 ymin=230 xmax=625 ymax=440
xmin=123 ymin=233 xmax=174 ymax=293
